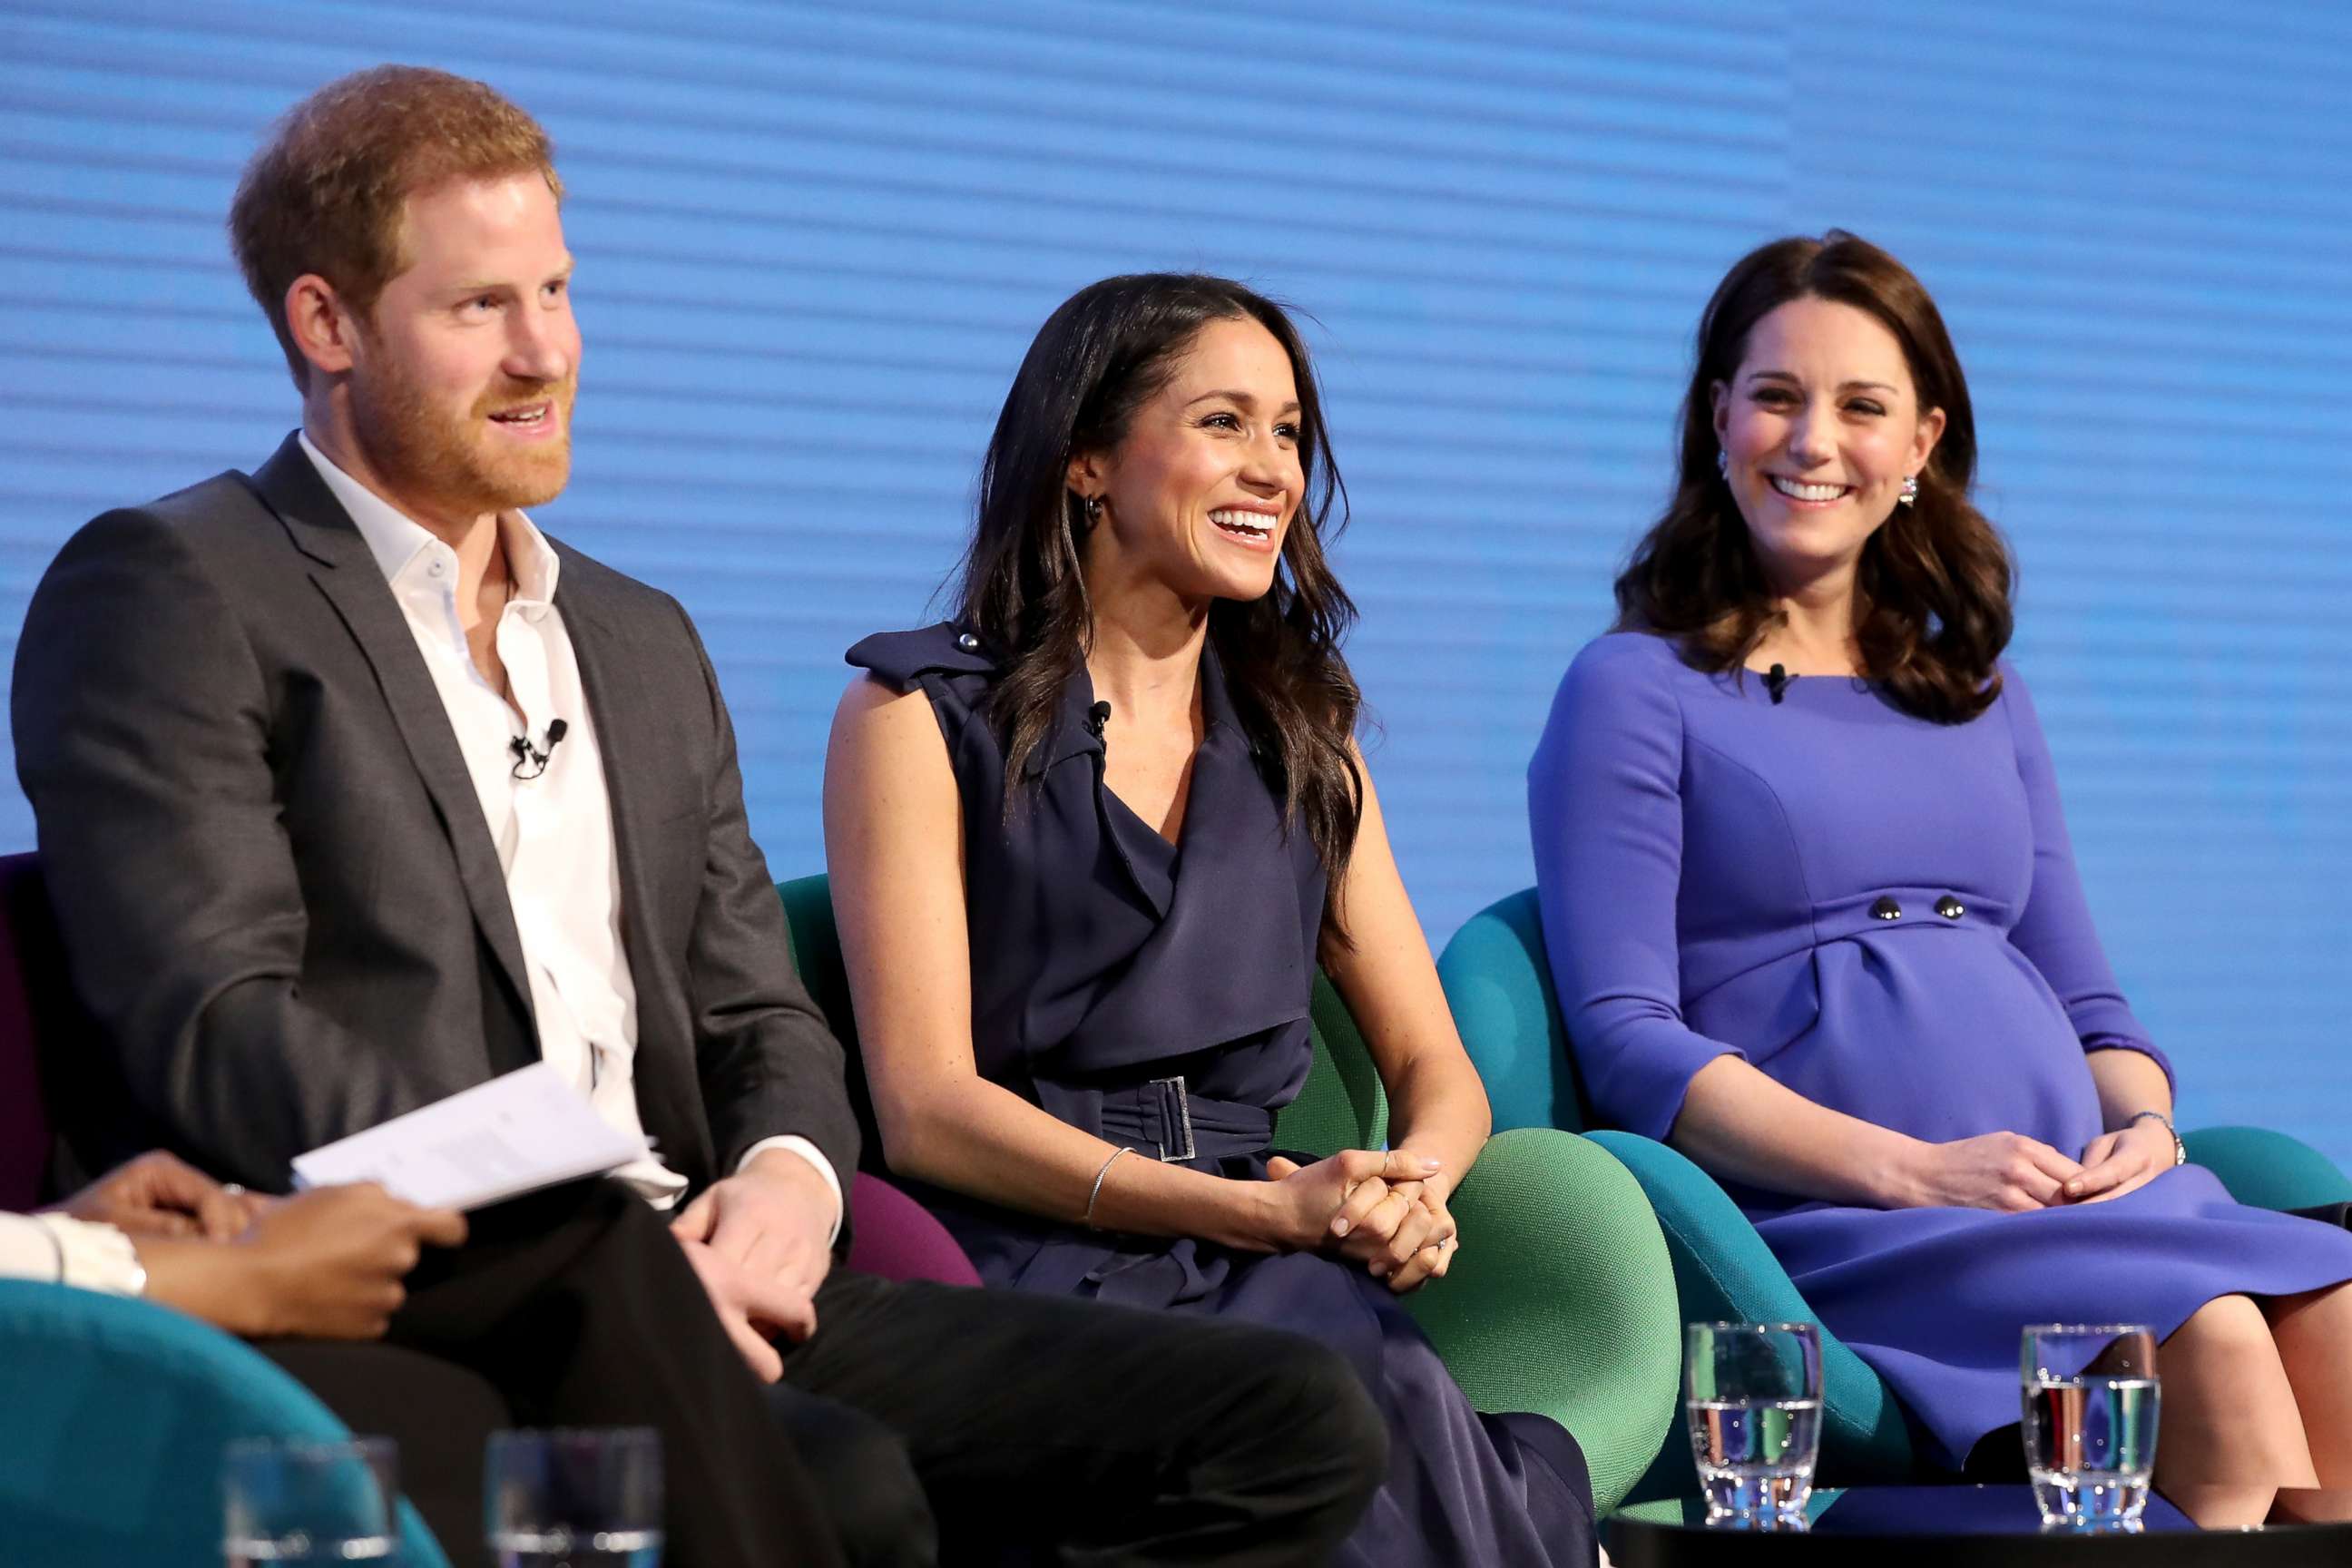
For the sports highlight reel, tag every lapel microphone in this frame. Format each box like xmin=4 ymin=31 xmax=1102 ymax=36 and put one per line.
xmin=1765 ymin=664 xmax=1794 ymax=705
xmin=1085 ymin=701 xmax=1112 ymax=740
xmin=509 ymin=718 xmax=569 ymax=779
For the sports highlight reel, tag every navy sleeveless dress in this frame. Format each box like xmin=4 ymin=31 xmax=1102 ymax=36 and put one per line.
xmin=850 ymin=622 xmax=1595 ymax=1568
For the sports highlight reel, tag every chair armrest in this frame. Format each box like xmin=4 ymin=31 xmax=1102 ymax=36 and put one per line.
xmin=2184 ymin=1125 xmax=2352 ymax=1211
xmin=1399 ymin=1127 xmax=1680 ymax=1512
xmin=1435 ymin=890 xmax=1588 ymax=1134
xmin=1585 ymin=1132 xmax=1915 ymax=1495
xmin=846 ymin=1173 xmax=981 ymax=1287
xmin=0 ymin=1282 xmax=448 ymax=1567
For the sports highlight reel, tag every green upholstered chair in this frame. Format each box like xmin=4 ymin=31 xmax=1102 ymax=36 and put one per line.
xmin=775 ymin=873 xmax=1683 ymax=1513
xmin=1436 ymin=886 xmax=2352 ymax=1502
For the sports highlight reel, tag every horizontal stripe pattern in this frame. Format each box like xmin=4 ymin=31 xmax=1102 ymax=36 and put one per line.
xmin=0 ymin=0 xmax=2344 ymax=1164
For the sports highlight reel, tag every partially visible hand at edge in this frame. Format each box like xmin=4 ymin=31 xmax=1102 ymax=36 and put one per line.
xmin=48 ymin=1149 xmax=260 ymax=1240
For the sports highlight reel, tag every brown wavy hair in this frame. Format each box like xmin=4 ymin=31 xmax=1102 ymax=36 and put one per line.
xmin=955 ymin=274 xmax=1365 ymax=913
xmin=1614 ymin=230 xmax=2014 ymax=722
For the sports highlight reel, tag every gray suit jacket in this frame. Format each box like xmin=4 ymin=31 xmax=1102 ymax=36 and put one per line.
xmin=11 ymin=432 xmax=858 ymax=1204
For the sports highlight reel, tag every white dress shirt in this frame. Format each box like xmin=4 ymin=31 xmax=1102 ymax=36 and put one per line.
xmin=299 ymin=436 xmax=838 ymax=1231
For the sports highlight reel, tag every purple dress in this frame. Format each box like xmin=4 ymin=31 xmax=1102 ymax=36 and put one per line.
xmin=1530 ymin=632 xmax=2352 ymax=1468
xmin=851 ymin=622 xmax=1594 ymax=1568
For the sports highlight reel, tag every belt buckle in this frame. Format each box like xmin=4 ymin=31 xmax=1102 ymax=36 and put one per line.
xmin=1148 ymin=1074 xmax=1195 ymax=1162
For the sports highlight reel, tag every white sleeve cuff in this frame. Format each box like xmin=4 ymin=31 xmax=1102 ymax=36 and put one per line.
xmin=736 ymin=1136 xmax=845 ymax=1246
xmin=4 ymin=1214 xmax=147 ymax=1295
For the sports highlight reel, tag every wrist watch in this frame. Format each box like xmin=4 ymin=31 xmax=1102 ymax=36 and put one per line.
xmin=2128 ymin=1110 xmax=2188 ymax=1167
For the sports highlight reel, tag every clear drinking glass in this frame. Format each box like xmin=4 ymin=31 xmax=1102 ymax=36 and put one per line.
xmin=1684 ymin=1321 xmax=1824 ymax=1525
xmin=2022 ymin=1323 xmax=2161 ymax=1529
xmin=222 ymin=1436 xmax=398 ymax=1564
xmin=485 ymin=1426 xmax=664 ymax=1567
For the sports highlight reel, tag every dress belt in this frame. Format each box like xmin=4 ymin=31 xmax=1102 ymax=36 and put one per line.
xmin=1092 ymin=1076 xmax=1273 ymax=1163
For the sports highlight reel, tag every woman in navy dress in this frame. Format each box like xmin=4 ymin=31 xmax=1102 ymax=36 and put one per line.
xmin=827 ymin=274 xmax=1593 ymax=1565
xmin=1531 ymin=231 xmax=2352 ymax=1484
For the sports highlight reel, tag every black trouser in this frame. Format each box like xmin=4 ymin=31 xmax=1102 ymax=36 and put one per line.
xmin=264 ymin=1181 xmax=1385 ymax=1567
xmin=261 ymin=1180 xmax=844 ymax=1567
xmin=772 ymin=1269 xmax=1388 ymax=1566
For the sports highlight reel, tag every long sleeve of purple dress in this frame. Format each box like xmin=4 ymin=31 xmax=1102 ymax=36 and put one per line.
xmin=1528 ymin=632 xmax=1743 ymax=1142
xmin=1527 ymin=630 xmax=2352 ymax=1469
xmin=1998 ymin=669 xmax=2174 ymax=1080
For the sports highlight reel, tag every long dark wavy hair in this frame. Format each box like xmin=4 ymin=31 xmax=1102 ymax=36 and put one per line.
xmin=955 ymin=274 xmax=1366 ymax=904
xmin=1614 ymin=230 xmax=2014 ymax=722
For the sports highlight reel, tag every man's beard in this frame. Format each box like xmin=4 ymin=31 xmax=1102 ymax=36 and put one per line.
xmin=351 ymin=350 xmax=576 ymax=520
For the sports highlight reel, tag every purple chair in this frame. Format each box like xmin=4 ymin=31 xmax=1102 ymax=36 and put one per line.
xmin=0 ymin=853 xmax=69 ymax=1210
xmin=847 ymin=1172 xmax=980 ymax=1287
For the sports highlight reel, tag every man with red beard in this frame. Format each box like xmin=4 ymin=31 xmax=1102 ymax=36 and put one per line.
xmin=10 ymin=66 xmax=1381 ymax=1568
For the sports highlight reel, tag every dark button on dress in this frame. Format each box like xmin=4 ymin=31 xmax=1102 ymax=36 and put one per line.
xmin=850 ymin=622 xmax=1594 ymax=1567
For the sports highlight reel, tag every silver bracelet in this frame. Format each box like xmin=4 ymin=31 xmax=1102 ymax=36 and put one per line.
xmin=1084 ymin=1146 xmax=1134 ymax=1230
xmin=2128 ymin=1109 xmax=2188 ymax=1167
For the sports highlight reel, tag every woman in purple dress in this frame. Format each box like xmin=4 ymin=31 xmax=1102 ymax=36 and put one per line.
xmin=1532 ymin=230 xmax=2352 ymax=1485
xmin=827 ymin=274 xmax=1593 ymax=1565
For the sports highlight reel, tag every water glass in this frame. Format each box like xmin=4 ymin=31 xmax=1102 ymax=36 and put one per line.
xmin=2022 ymin=1323 xmax=2161 ymax=1529
xmin=485 ymin=1426 xmax=664 ymax=1567
xmin=1684 ymin=1321 xmax=1824 ymax=1525
xmin=222 ymin=1436 xmax=398 ymax=1564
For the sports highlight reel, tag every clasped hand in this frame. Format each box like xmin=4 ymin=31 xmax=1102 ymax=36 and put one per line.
xmin=1908 ymin=1123 xmax=2175 ymax=1211
xmin=671 ymin=1150 xmax=837 ymax=1381
xmin=1263 ymin=1149 xmax=1457 ymax=1294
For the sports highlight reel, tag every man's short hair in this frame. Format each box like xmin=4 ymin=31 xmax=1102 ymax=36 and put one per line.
xmin=229 ymin=64 xmax=562 ymax=388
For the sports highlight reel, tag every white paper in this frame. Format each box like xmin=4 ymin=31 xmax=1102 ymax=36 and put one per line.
xmin=290 ymin=1063 xmax=649 ymax=1211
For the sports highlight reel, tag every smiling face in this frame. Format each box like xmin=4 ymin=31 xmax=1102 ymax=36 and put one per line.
xmin=1071 ymin=314 xmax=1306 ymax=603
xmin=1710 ymin=295 xmax=1945 ymax=591
xmin=341 ymin=171 xmax=580 ymax=524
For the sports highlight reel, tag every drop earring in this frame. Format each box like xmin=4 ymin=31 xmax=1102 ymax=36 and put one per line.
xmin=1084 ymin=495 xmax=1102 ymax=524
xmin=1897 ymin=475 xmax=1918 ymax=507
xmin=1716 ymin=449 xmax=1730 ymax=480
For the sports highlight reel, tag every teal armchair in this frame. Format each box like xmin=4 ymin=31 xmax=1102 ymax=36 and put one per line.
xmin=0 ymin=1282 xmax=447 ymax=1566
xmin=1436 ymin=887 xmax=2352 ymax=1502
xmin=775 ymin=873 xmax=1683 ymax=1512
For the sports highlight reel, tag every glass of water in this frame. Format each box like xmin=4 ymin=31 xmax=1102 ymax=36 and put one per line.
xmin=222 ymin=1436 xmax=398 ymax=1564
xmin=485 ymin=1426 xmax=664 ymax=1567
xmin=1684 ymin=1321 xmax=1823 ymax=1526
xmin=2022 ymin=1323 xmax=2160 ymax=1530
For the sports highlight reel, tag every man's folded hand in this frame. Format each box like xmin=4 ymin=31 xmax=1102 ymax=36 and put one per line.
xmin=671 ymin=1150 xmax=837 ymax=1377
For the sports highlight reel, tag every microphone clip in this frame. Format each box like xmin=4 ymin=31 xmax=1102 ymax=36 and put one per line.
xmin=1764 ymin=664 xmax=1793 ymax=705
xmin=509 ymin=717 xmax=570 ymax=779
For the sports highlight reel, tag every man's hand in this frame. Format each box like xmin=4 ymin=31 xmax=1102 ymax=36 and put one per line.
xmin=49 ymin=1149 xmax=262 ymax=1240
xmin=671 ymin=1150 xmax=838 ymax=1379
xmin=2064 ymin=1122 xmax=2177 ymax=1205
xmin=673 ymin=1236 xmax=818 ymax=1382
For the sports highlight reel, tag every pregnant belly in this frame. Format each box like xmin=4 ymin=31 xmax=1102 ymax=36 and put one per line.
xmin=1685 ymin=932 xmax=2106 ymax=1153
